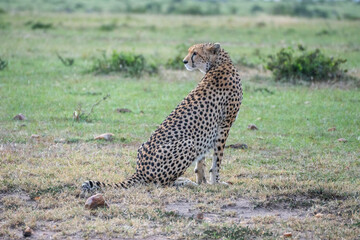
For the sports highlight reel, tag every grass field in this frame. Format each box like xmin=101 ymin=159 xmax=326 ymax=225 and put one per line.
xmin=0 ymin=1 xmax=360 ymax=239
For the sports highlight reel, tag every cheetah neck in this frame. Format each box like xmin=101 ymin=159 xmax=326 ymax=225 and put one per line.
xmin=209 ymin=49 xmax=233 ymax=72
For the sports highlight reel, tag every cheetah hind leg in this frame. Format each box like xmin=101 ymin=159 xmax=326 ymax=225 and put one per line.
xmin=173 ymin=177 xmax=198 ymax=187
xmin=195 ymin=156 xmax=207 ymax=184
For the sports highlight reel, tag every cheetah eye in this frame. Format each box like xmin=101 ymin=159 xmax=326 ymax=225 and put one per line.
xmin=192 ymin=52 xmax=197 ymax=56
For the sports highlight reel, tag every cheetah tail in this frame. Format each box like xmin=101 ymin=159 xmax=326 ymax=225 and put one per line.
xmin=80 ymin=173 xmax=142 ymax=197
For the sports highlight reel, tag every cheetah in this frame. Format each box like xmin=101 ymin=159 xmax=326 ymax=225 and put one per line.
xmin=81 ymin=43 xmax=242 ymax=195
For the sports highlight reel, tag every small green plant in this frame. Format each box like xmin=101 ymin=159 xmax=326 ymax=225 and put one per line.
xmin=266 ymin=45 xmax=348 ymax=83
xmin=197 ymin=225 xmax=272 ymax=240
xmin=91 ymin=51 xmax=158 ymax=77
xmin=165 ymin=44 xmax=188 ymax=70
xmin=73 ymin=94 xmax=110 ymax=122
xmin=31 ymin=22 xmax=53 ymax=30
xmin=0 ymin=21 xmax=10 ymax=29
xmin=99 ymin=21 xmax=117 ymax=31
xmin=0 ymin=57 xmax=8 ymax=70
xmin=56 ymin=52 xmax=74 ymax=66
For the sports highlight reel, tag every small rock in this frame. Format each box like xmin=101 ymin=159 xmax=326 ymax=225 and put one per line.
xmin=195 ymin=212 xmax=204 ymax=220
xmin=31 ymin=134 xmax=40 ymax=139
xmin=337 ymin=138 xmax=347 ymax=143
xmin=327 ymin=127 xmax=336 ymax=132
xmin=283 ymin=232 xmax=292 ymax=238
xmin=116 ymin=108 xmax=132 ymax=113
xmin=225 ymin=143 xmax=248 ymax=149
xmin=315 ymin=213 xmax=324 ymax=218
xmin=13 ymin=113 xmax=26 ymax=121
xmin=247 ymin=124 xmax=258 ymax=130
xmin=85 ymin=193 xmax=108 ymax=210
xmin=23 ymin=226 xmax=32 ymax=237
xmin=94 ymin=133 xmax=114 ymax=141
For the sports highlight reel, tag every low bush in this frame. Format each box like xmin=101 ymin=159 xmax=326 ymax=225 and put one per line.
xmin=0 ymin=21 xmax=10 ymax=29
xmin=343 ymin=13 xmax=360 ymax=21
xmin=166 ymin=3 xmax=220 ymax=15
xmin=271 ymin=4 xmax=329 ymax=18
xmin=266 ymin=45 xmax=348 ymax=83
xmin=0 ymin=57 xmax=8 ymax=70
xmin=99 ymin=21 xmax=117 ymax=31
xmin=251 ymin=5 xmax=264 ymax=14
xmin=31 ymin=22 xmax=53 ymax=30
xmin=165 ymin=44 xmax=188 ymax=70
xmin=90 ymin=51 xmax=158 ymax=77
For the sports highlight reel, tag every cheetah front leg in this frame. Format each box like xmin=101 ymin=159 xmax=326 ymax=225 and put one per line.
xmin=210 ymin=127 xmax=230 ymax=185
xmin=173 ymin=177 xmax=197 ymax=187
xmin=194 ymin=156 xmax=207 ymax=184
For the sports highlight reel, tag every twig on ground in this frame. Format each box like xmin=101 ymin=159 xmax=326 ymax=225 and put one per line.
xmin=85 ymin=94 xmax=110 ymax=119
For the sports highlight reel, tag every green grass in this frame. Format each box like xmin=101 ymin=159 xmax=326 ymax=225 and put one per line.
xmin=0 ymin=2 xmax=359 ymax=240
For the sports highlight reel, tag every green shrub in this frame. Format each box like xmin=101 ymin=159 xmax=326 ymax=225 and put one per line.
xmin=197 ymin=225 xmax=272 ymax=240
xmin=272 ymin=4 xmax=293 ymax=16
xmin=0 ymin=57 xmax=8 ymax=70
xmin=166 ymin=3 xmax=220 ymax=15
xmin=251 ymin=5 xmax=264 ymax=14
xmin=90 ymin=51 xmax=158 ymax=77
xmin=145 ymin=2 xmax=162 ymax=14
xmin=271 ymin=4 xmax=329 ymax=18
xmin=343 ymin=13 xmax=360 ymax=21
xmin=99 ymin=21 xmax=117 ymax=31
xmin=165 ymin=44 xmax=188 ymax=70
xmin=31 ymin=22 xmax=53 ymax=30
xmin=266 ymin=45 xmax=347 ymax=83
xmin=0 ymin=21 xmax=10 ymax=29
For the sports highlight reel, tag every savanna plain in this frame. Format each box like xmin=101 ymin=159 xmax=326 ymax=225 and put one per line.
xmin=0 ymin=1 xmax=360 ymax=239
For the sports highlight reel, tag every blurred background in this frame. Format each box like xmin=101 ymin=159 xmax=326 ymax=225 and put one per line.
xmin=0 ymin=0 xmax=359 ymax=141
xmin=2 ymin=0 xmax=360 ymax=18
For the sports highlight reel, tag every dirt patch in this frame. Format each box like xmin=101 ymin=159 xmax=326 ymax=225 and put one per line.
xmin=165 ymin=197 xmax=308 ymax=224
xmin=0 ymin=191 xmax=36 ymax=209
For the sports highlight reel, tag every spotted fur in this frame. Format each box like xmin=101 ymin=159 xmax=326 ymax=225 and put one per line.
xmin=81 ymin=43 xmax=242 ymax=195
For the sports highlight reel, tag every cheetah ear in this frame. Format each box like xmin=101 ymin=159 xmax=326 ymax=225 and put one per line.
xmin=208 ymin=43 xmax=221 ymax=54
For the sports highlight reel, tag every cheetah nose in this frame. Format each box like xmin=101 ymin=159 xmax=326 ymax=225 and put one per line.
xmin=183 ymin=60 xmax=188 ymax=64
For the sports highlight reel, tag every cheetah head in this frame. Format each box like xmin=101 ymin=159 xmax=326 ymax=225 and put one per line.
xmin=183 ymin=43 xmax=221 ymax=74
